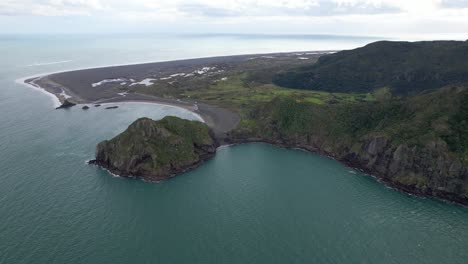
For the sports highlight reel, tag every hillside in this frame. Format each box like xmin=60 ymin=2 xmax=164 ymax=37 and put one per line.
xmin=230 ymin=86 xmax=468 ymax=204
xmin=80 ymin=48 xmax=468 ymax=204
xmin=90 ymin=116 xmax=218 ymax=181
xmin=273 ymin=40 xmax=468 ymax=94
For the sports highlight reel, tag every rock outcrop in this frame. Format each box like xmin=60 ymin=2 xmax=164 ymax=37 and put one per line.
xmin=55 ymin=99 xmax=76 ymax=109
xmin=90 ymin=116 xmax=218 ymax=181
xmin=340 ymin=137 xmax=467 ymax=205
xmin=226 ymin=134 xmax=468 ymax=205
xmin=227 ymin=91 xmax=468 ymax=205
xmin=105 ymin=106 xmax=118 ymax=109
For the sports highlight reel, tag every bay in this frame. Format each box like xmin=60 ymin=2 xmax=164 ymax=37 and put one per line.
xmin=0 ymin=34 xmax=466 ymax=264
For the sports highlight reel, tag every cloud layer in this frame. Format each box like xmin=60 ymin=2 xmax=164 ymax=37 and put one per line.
xmin=1 ymin=0 xmax=467 ymax=37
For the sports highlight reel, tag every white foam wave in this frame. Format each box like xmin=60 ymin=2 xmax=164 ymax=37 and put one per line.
xmin=15 ymin=76 xmax=61 ymax=108
xmin=26 ymin=60 xmax=72 ymax=67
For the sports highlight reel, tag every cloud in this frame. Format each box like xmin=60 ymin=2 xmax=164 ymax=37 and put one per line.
xmin=3 ymin=0 xmax=466 ymax=19
xmin=0 ymin=0 xmax=404 ymax=17
xmin=441 ymin=0 xmax=468 ymax=8
xmin=148 ymin=0 xmax=401 ymax=18
xmin=0 ymin=0 xmax=103 ymax=16
xmin=1 ymin=0 xmax=467 ymax=38
xmin=178 ymin=4 xmax=240 ymax=17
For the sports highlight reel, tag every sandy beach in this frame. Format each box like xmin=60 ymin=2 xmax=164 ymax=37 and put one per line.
xmin=23 ymin=51 xmax=333 ymax=137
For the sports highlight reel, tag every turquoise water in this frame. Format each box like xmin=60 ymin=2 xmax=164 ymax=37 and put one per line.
xmin=0 ymin=34 xmax=467 ymax=263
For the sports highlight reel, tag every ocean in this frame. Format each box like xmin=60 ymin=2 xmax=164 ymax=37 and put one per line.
xmin=0 ymin=34 xmax=467 ymax=263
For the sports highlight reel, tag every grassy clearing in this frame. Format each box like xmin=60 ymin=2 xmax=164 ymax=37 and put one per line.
xmin=183 ymin=74 xmax=374 ymax=111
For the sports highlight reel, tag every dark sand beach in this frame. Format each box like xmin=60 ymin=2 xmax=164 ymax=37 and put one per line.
xmin=25 ymin=51 xmax=332 ymax=137
xmin=26 ymin=55 xmax=252 ymax=136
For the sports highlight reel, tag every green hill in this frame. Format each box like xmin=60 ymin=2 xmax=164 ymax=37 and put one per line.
xmin=90 ymin=116 xmax=218 ymax=181
xmin=273 ymin=40 xmax=468 ymax=94
xmin=231 ymin=86 xmax=468 ymax=204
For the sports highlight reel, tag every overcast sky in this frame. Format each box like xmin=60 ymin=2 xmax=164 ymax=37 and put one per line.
xmin=1 ymin=0 xmax=467 ymax=39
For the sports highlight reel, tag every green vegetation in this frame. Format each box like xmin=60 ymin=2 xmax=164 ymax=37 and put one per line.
xmin=99 ymin=42 xmax=468 ymax=201
xmin=94 ymin=116 xmax=217 ymax=180
xmin=234 ymin=86 xmax=468 ymax=162
xmin=94 ymin=42 xmax=468 ymax=202
xmin=231 ymin=86 xmax=468 ymax=202
xmin=101 ymin=116 xmax=213 ymax=167
xmin=183 ymin=74 xmax=373 ymax=111
xmin=442 ymin=92 xmax=468 ymax=155
xmin=273 ymin=40 xmax=468 ymax=95
xmin=271 ymin=97 xmax=313 ymax=133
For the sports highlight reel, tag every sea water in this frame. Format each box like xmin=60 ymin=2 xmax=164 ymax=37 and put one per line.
xmin=0 ymin=34 xmax=467 ymax=264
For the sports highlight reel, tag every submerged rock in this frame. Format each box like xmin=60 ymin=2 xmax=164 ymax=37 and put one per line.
xmin=94 ymin=104 xmax=101 ymax=107
xmin=55 ymin=99 xmax=76 ymax=109
xmin=105 ymin=106 xmax=118 ymax=109
xmin=82 ymin=105 xmax=90 ymax=110
xmin=89 ymin=116 xmax=218 ymax=181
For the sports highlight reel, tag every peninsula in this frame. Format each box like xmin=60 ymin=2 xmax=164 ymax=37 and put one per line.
xmin=26 ymin=42 xmax=468 ymax=205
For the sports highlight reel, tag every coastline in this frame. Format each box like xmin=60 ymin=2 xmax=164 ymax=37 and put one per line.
xmin=20 ymin=74 xmax=238 ymax=137
xmin=15 ymin=75 xmax=62 ymax=108
xmin=20 ymin=51 xmax=467 ymax=207
xmin=89 ymin=149 xmax=217 ymax=183
xmin=224 ymin=140 xmax=468 ymax=207
xmin=17 ymin=75 xmax=207 ymax=124
xmin=20 ymin=50 xmax=333 ymax=137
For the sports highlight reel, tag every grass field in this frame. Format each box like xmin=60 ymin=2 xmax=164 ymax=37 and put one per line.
xmin=183 ymin=73 xmax=374 ymax=111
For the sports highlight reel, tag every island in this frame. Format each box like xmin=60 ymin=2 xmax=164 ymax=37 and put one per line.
xmin=25 ymin=42 xmax=468 ymax=205
xmin=89 ymin=116 xmax=218 ymax=181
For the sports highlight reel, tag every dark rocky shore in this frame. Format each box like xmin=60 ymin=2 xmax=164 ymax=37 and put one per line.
xmin=89 ymin=116 xmax=218 ymax=181
xmin=24 ymin=50 xmax=467 ymax=206
xmin=225 ymin=137 xmax=468 ymax=206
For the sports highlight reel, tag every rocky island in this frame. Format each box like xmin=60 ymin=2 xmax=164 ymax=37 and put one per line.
xmin=89 ymin=116 xmax=218 ymax=181
xmin=26 ymin=41 xmax=468 ymax=205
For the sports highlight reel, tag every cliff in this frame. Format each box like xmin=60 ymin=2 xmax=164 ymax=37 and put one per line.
xmin=86 ymin=41 xmax=468 ymax=205
xmin=90 ymin=116 xmax=218 ymax=181
xmin=229 ymin=87 xmax=468 ymax=205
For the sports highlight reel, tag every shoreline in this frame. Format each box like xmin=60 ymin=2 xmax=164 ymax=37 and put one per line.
xmin=20 ymin=50 xmax=333 ymax=136
xmin=18 ymin=49 xmax=336 ymax=103
xmin=20 ymin=73 xmax=235 ymax=136
xmin=19 ymin=51 xmax=466 ymax=207
xmin=224 ymin=140 xmax=468 ymax=207
xmin=89 ymin=149 xmax=216 ymax=183
xmin=15 ymin=75 xmax=62 ymax=108
xmin=18 ymin=74 xmax=223 ymax=135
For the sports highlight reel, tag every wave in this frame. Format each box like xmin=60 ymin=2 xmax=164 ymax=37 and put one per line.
xmin=14 ymin=76 xmax=61 ymax=108
xmin=26 ymin=60 xmax=72 ymax=67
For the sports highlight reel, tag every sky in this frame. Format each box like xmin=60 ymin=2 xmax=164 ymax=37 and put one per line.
xmin=0 ymin=0 xmax=467 ymax=39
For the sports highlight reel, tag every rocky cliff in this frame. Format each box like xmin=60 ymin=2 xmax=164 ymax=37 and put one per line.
xmin=90 ymin=116 xmax=218 ymax=181
xmin=226 ymin=134 xmax=468 ymax=205
xmin=228 ymin=88 xmax=468 ymax=205
xmin=342 ymin=137 xmax=467 ymax=204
